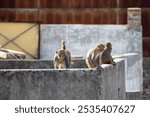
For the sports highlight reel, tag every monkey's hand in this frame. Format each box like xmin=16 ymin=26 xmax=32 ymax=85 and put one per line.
xmin=112 ymin=61 xmax=116 ymax=65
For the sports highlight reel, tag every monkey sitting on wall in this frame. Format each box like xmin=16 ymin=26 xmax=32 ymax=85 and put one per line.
xmin=101 ymin=42 xmax=115 ymax=65
xmin=54 ymin=40 xmax=71 ymax=69
xmin=86 ymin=44 xmax=105 ymax=69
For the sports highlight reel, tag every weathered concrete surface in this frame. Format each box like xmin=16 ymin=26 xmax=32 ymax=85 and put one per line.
xmin=0 ymin=59 xmax=125 ymax=100
xmin=0 ymin=60 xmax=87 ymax=69
xmin=126 ymin=92 xmax=141 ymax=100
xmin=113 ymin=53 xmax=142 ymax=92
xmin=142 ymin=57 xmax=150 ymax=99
xmin=100 ymin=59 xmax=126 ymax=100
xmin=113 ymin=53 xmax=142 ymax=99
xmin=0 ymin=60 xmax=53 ymax=69
xmin=0 ymin=53 xmax=142 ymax=100
xmin=40 ymin=25 xmax=142 ymax=60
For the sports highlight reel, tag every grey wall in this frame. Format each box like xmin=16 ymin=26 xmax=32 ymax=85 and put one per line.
xmin=0 ymin=53 xmax=142 ymax=98
xmin=40 ymin=25 xmax=142 ymax=60
xmin=143 ymin=57 xmax=150 ymax=99
xmin=40 ymin=25 xmax=143 ymax=97
xmin=113 ymin=53 xmax=142 ymax=92
xmin=0 ymin=59 xmax=87 ymax=69
xmin=0 ymin=59 xmax=125 ymax=100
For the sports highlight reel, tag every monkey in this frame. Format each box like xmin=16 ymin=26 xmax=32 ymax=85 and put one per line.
xmin=53 ymin=40 xmax=71 ymax=69
xmin=101 ymin=42 xmax=115 ymax=65
xmin=54 ymin=49 xmax=68 ymax=69
xmin=86 ymin=44 xmax=105 ymax=69
xmin=61 ymin=40 xmax=71 ymax=67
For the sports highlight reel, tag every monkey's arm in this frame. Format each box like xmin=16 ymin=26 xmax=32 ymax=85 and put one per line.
xmin=53 ymin=54 xmax=59 ymax=69
xmin=91 ymin=52 xmax=100 ymax=67
xmin=65 ymin=50 xmax=71 ymax=68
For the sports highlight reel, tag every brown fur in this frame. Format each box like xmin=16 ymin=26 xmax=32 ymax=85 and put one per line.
xmin=101 ymin=42 xmax=115 ymax=64
xmin=54 ymin=40 xmax=71 ymax=69
xmin=86 ymin=44 xmax=105 ymax=69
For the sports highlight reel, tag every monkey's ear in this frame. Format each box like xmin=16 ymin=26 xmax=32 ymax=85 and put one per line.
xmin=100 ymin=44 xmax=105 ymax=49
xmin=96 ymin=44 xmax=101 ymax=48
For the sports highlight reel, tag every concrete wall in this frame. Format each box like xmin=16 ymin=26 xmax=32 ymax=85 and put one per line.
xmin=0 ymin=53 xmax=142 ymax=99
xmin=40 ymin=25 xmax=143 ymax=99
xmin=113 ymin=53 xmax=142 ymax=99
xmin=0 ymin=59 xmax=87 ymax=69
xmin=113 ymin=53 xmax=142 ymax=92
xmin=40 ymin=25 xmax=142 ymax=60
xmin=0 ymin=58 xmax=125 ymax=100
xmin=143 ymin=57 xmax=150 ymax=99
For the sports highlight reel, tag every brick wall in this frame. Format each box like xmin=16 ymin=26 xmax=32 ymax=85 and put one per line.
xmin=0 ymin=0 xmax=149 ymax=99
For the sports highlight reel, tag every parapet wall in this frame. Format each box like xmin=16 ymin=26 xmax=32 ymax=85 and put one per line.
xmin=40 ymin=25 xmax=142 ymax=60
xmin=0 ymin=59 xmax=87 ymax=69
xmin=0 ymin=53 xmax=142 ymax=99
xmin=0 ymin=58 xmax=125 ymax=100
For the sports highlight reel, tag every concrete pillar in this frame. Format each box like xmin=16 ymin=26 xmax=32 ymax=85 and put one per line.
xmin=127 ymin=8 xmax=141 ymax=31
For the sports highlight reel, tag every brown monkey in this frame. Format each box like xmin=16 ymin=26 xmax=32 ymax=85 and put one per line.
xmin=101 ymin=42 xmax=115 ymax=65
xmin=86 ymin=44 xmax=105 ymax=69
xmin=61 ymin=40 xmax=71 ymax=67
xmin=54 ymin=40 xmax=71 ymax=69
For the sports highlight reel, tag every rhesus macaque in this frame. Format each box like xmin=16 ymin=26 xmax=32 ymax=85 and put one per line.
xmin=61 ymin=40 xmax=71 ymax=67
xmin=86 ymin=44 xmax=105 ymax=69
xmin=101 ymin=42 xmax=115 ymax=65
xmin=54 ymin=40 xmax=71 ymax=69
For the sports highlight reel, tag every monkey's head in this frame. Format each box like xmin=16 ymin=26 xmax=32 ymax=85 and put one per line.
xmin=106 ymin=42 xmax=112 ymax=51
xmin=61 ymin=40 xmax=65 ymax=45
xmin=56 ymin=49 xmax=66 ymax=60
xmin=96 ymin=44 xmax=105 ymax=51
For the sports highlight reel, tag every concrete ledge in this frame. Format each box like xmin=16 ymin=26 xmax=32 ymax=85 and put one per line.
xmin=0 ymin=59 xmax=87 ymax=69
xmin=0 ymin=58 xmax=125 ymax=100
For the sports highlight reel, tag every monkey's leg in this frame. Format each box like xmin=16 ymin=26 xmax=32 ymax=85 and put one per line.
xmin=86 ymin=58 xmax=96 ymax=68
xmin=54 ymin=64 xmax=59 ymax=69
xmin=103 ymin=56 xmax=115 ymax=64
xmin=101 ymin=56 xmax=111 ymax=64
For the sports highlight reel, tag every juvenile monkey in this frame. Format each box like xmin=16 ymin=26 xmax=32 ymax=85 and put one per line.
xmin=101 ymin=42 xmax=115 ymax=65
xmin=86 ymin=44 xmax=105 ymax=69
xmin=54 ymin=40 xmax=71 ymax=69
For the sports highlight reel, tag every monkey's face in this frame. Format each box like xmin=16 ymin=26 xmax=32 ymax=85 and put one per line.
xmin=96 ymin=44 xmax=105 ymax=51
xmin=57 ymin=50 xmax=66 ymax=60
xmin=107 ymin=44 xmax=112 ymax=51
xmin=106 ymin=43 xmax=112 ymax=51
